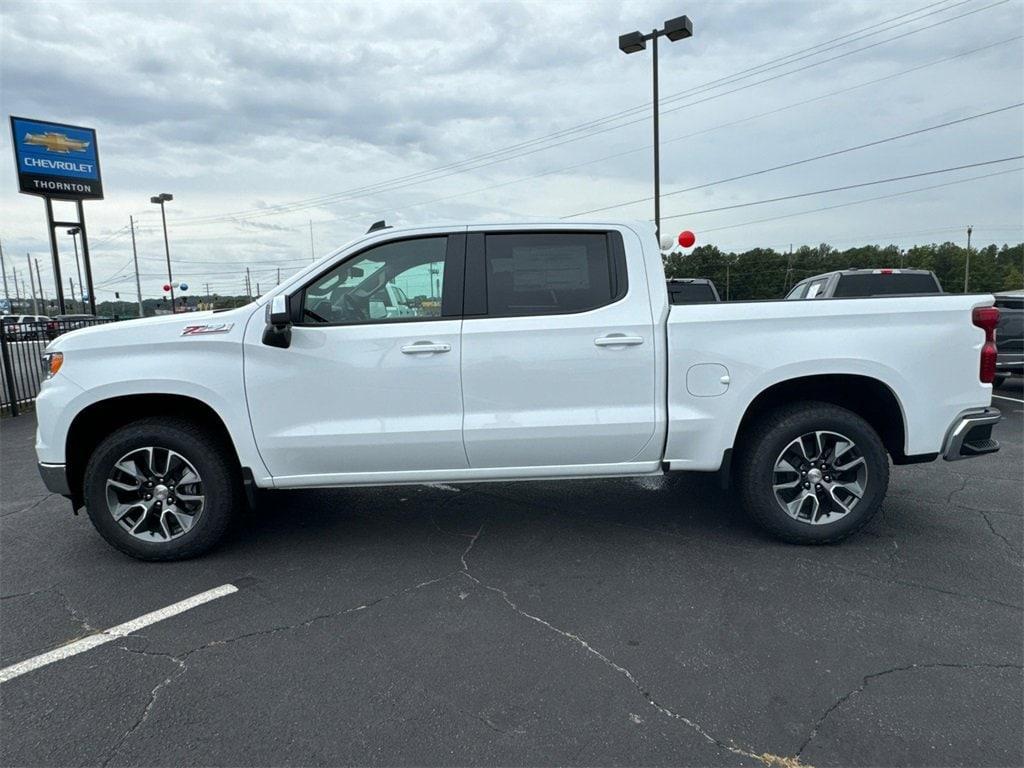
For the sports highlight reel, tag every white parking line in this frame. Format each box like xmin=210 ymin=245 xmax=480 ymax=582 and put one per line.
xmin=0 ymin=583 xmax=237 ymax=684
xmin=993 ymin=394 xmax=1024 ymax=404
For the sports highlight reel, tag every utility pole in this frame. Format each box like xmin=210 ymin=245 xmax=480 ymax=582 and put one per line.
xmin=27 ymin=254 xmax=39 ymax=314
xmin=256 ymin=282 xmax=260 ymax=296
xmin=0 ymin=238 xmax=9 ymax=305
xmin=245 ymin=267 xmax=251 ymax=301
xmin=129 ymin=215 xmax=144 ymax=317
xmin=69 ymin=277 xmax=77 ymax=309
xmin=68 ymin=228 xmax=85 ymax=313
xmin=276 ymin=267 xmax=281 ymax=286
xmin=34 ymin=258 xmax=47 ymax=311
xmin=964 ymin=225 xmax=973 ymax=293
xmin=309 ymin=220 xmax=315 ymax=262
xmin=13 ymin=265 xmax=20 ymax=309
xmin=204 ymin=282 xmax=210 ymax=308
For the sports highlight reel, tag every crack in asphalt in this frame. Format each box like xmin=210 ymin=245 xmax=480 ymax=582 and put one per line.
xmin=92 ymin=572 xmax=460 ymax=762
xmin=0 ymin=493 xmax=56 ymax=519
xmin=797 ymin=662 xmax=1024 ymax=758
xmin=977 ymin=509 xmax=1024 ymax=560
xmin=101 ymin=647 xmax=187 ymax=767
xmin=945 ymin=476 xmax=970 ymax=505
xmin=192 ymin=573 xmax=457 ymax=651
xmin=454 ymin=522 xmax=804 ymax=767
xmin=0 ymin=585 xmax=95 ymax=634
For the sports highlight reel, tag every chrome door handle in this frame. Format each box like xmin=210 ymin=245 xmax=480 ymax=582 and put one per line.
xmin=401 ymin=342 xmax=451 ymax=354
xmin=594 ymin=335 xmax=644 ymax=347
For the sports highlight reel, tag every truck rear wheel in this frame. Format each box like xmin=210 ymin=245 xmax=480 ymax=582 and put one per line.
xmin=736 ymin=402 xmax=889 ymax=544
xmin=83 ymin=418 xmax=238 ymax=560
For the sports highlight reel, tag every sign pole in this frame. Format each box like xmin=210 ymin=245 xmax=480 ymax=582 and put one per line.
xmin=77 ymin=200 xmax=96 ymax=315
xmin=44 ymin=198 xmax=67 ymax=315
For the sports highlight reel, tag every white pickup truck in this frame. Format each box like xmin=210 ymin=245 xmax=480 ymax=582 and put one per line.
xmin=35 ymin=222 xmax=1002 ymax=560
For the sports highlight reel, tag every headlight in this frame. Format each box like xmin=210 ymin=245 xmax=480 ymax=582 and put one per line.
xmin=42 ymin=352 xmax=63 ymax=379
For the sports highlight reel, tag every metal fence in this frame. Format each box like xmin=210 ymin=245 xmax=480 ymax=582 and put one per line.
xmin=1 ymin=317 xmax=114 ymax=417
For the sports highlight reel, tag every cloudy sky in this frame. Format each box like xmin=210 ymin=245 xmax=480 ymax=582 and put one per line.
xmin=1 ymin=0 xmax=1022 ymax=303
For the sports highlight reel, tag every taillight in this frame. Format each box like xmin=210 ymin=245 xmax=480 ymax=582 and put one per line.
xmin=972 ymin=306 xmax=999 ymax=383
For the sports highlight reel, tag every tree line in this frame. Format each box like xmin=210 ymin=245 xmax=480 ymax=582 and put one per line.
xmin=664 ymin=241 xmax=1023 ymax=300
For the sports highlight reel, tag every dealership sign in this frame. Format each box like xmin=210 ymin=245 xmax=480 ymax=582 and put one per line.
xmin=9 ymin=116 xmax=103 ymax=199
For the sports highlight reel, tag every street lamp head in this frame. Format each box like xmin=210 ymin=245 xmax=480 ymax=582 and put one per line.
xmin=618 ymin=31 xmax=646 ymax=54
xmin=67 ymin=227 xmax=80 ymax=236
xmin=150 ymin=196 xmax=162 ymax=204
xmin=150 ymin=193 xmax=173 ymax=204
xmin=664 ymin=15 xmax=693 ymax=42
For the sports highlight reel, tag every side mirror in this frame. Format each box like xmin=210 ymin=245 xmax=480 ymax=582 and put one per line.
xmin=263 ymin=294 xmax=293 ymax=348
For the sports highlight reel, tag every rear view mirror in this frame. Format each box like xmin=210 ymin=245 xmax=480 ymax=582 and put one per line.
xmin=263 ymin=294 xmax=292 ymax=349
xmin=269 ymin=294 xmax=290 ymax=326
xmin=347 ymin=266 xmax=364 ymax=279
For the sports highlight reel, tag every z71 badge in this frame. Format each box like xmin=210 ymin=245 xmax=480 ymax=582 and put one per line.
xmin=181 ymin=323 xmax=234 ymax=336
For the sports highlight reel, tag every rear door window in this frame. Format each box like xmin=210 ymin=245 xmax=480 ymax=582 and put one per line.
xmin=833 ymin=273 xmax=940 ymax=297
xmin=668 ymin=282 xmax=718 ymax=303
xmin=482 ymin=233 xmax=625 ymax=317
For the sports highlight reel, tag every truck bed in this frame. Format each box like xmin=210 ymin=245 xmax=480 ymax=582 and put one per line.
xmin=663 ymin=294 xmax=994 ymax=470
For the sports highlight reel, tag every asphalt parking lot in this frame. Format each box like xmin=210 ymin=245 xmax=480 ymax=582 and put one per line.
xmin=2 ymin=384 xmax=1022 ymax=767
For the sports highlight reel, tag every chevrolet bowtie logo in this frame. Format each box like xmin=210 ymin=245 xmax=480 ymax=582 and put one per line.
xmin=24 ymin=132 xmax=90 ymax=154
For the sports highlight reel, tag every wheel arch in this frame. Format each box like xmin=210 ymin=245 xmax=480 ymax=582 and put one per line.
xmin=733 ymin=373 xmax=913 ymax=465
xmin=65 ymin=393 xmax=242 ymax=509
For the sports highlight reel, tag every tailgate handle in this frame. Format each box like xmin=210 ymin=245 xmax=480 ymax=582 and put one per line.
xmin=594 ymin=334 xmax=644 ymax=347
xmin=401 ymin=342 xmax=451 ymax=354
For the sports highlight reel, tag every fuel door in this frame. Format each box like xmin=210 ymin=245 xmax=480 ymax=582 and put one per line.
xmin=686 ymin=363 xmax=730 ymax=397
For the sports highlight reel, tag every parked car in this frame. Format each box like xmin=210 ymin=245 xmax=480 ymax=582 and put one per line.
xmin=1 ymin=314 xmax=51 ymax=340
xmin=667 ymin=278 xmax=721 ymax=304
xmin=46 ymin=314 xmax=108 ymax=340
xmin=993 ymin=289 xmax=1023 ymax=388
xmin=35 ymin=222 xmax=1001 ymax=560
xmin=785 ymin=268 xmax=943 ymax=299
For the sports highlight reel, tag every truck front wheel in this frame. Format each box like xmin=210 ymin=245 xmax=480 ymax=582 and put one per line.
xmin=736 ymin=402 xmax=889 ymax=544
xmin=83 ymin=418 xmax=239 ymax=560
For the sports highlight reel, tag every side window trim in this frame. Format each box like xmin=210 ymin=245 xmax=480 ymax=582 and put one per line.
xmin=292 ymin=233 xmax=462 ymax=327
xmin=463 ymin=229 xmax=628 ymax=319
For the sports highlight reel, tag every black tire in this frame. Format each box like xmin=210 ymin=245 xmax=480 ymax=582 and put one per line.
xmin=83 ymin=417 xmax=239 ymax=560
xmin=992 ymin=374 xmax=1008 ymax=389
xmin=736 ymin=401 xmax=889 ymax=544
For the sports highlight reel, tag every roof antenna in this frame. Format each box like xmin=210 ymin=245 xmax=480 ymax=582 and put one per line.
xmin=367 ymin=220 xmax=390 ymax=233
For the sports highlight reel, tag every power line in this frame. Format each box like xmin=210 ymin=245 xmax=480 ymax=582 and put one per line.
xmin=689 ymin=166 xmax=1022 ymax=234
xmin=171 ymin=0 xmax=1003 ymax=227
xmin=564 ymin=102 xmax=1024 ymax=217
xmin=659 ymin=156 xmax=1023 ymax=221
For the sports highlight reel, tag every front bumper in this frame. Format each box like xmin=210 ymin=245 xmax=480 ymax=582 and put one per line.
xmin=942 ymin=407 xmax=1001 ymax=461
xmin=38 ymin=462 xmax=71 ymax=496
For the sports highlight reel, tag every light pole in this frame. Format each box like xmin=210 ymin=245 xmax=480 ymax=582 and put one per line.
xmin=67 ymin=227 xmax=85 ymax=313
xmin=150 ymin=193 xmax=175 ymax=310
xmin=964 ymin=225 xmax=973 ymax=293
xmin=619 ymin=14 xmax=693 ymax=242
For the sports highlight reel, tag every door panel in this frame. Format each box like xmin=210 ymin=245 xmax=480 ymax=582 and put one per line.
xmin=245 ymin=320 xmax=466 ymax=478
xmin=460 ymin=229 xmax=657 ymax=468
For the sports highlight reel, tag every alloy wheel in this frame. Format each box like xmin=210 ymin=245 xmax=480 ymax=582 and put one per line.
xmin=105 ymin=446 xmax=205 ymax=542
xmin=772 ymin=430 xmax=868 ymax=525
